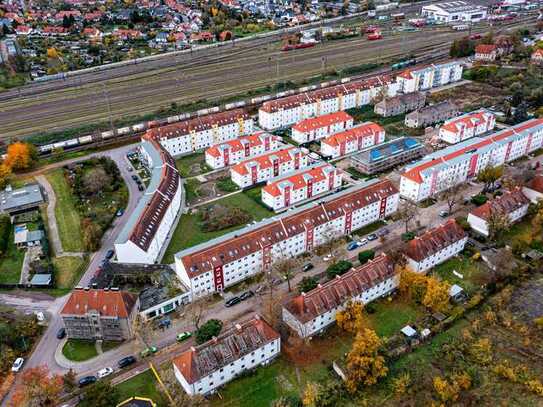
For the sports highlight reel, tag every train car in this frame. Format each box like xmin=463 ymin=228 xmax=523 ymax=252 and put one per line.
xmin=341 ymin=77 xmax=351 ymax=83
xmin=101 ymin=130 xmax=114 ymax=139
xmin=233 ymin=101 xmax=246 ymax=108
xmin=66 ymin=138 xmax=79 ymax=147
xmin=166 ymin=115 xmax=180 ymax=124
xmin=78 ymin=135 xmax=93 ymax=145
xmin=117 ymin=127 xmax=131 ymax=135
xmin=147 ymin=121 xmax=160 ymax=129
xmin=209 ymin=106 xmax=220 ymax=113
xmin=53 ymin=141 xmax=69 ymax=149
xmin=132 ymin=123 xmax=146 ymax=132
xmin=368 ymin=32 xmax=383 ymax=40
xmin=178 ymin=113 xmax=191 ymax=120
xmin=225 ymin=103 xmax=237 ymax=110
xmin=38 ymin=144 xmax=53 ymax=154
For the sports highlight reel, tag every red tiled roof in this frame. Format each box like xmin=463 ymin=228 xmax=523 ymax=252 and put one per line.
xmin=441 ymin=110 xmax=492 ymax=134
xmin=173 ymin=315 xmax=279 ymax=384
xmin=532 ymin=49 xmax=543 ymax=58
xmin=404 ymin=219 xmax=466 ymax=262
xmin=262 ymin=164 xmax=336 ymax=197
xmin=61 ymin=289 xmax=137 ymax=318
xmin=205 ymin=132 xmax=275 ymax=158
xmin=321 ymin=122 xmax=383 ymax=147
xmin=470 ymin=188 xmax=529 ymax=221
xmin=146 ymin=109 xmax=249 ymax=141
xmin=231 ymin=146 xmax=302 ymax=176
xmin=292 ymin=111 xmax=352 ymax=133
xmin=283 ymin=254 xmax=395 ymax=323
xmin=526 ymin=173 xmax=543 ymax=193
xmin=402 ymin=119 xmax=543 ymax=184
xmin=43 ymin=26 xmax=67 ymax=33
xmin=180 ymin=180 xmax=398 ymax=278
xmin=475 ymin=44 xmax=497 ymax=54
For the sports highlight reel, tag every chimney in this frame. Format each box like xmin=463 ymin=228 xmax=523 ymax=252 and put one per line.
xmin=235 ymin=323 xmax=242 ymax=331
xmin=212 ymin=336 xmax=218 ymax=344
xmin=190 ymin=346 xmax=196 ymax=352
xmin=84 ymin=286 xmax=90 ymax=291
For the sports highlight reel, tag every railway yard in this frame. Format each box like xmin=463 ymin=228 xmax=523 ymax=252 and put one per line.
xmin=0 ymin=14 xmax=539 ymax=141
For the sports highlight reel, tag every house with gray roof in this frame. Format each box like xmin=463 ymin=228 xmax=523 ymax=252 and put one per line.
xmin=405 ymin=101 xmax=458 ymax=128
xmin=0 ymin=184 xmax=44 ymax=216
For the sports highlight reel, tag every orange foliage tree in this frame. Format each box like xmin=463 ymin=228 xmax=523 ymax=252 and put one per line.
xmin=4 ymin=142 xmax=37 ymax=171
xmin=9 ymin=365 xmax=63 ymax=407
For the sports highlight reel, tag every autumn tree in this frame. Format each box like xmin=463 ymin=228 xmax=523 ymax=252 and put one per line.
xmin=336 ymin=300 xmax=365 ymax=333
xmin=132 ymin=314 xmax=152 ymax=348
xmin=302 ymin=382 xmax=320 ymax=407
xmin=469 ymin=337 xmax=493 ymax=365
xmin=160 ymin=368 xmax=208 ymax=406
xmin=81 ymin=217 xmax=102 ymax=251
xmin=422 ymin=276 xmax=451 ymax=312
xmin=271 ymin=254 xmax=298 ymax=293
xmin=79 ymin=381 xmax=120 ymax=407
xmin=9 ymin=365 xmax=63 ymax=407
xmin=477 ymin=165 xmax=503 ymax=192
xmin=398 ymin=266 xmax=428 ymax=304
xmin=63 ymin=368 xmax=77 ymax=392
xmin=392 ymin=372 xmax=411 ymax=399
xmin=396 ymin=199 xmax=419 ymax=233
xmin=487 ymin=209 xmax=511 ymax=241
xmin=433 ymin=372 xmax=472 ymax=403
xmin=82 ymin=167 xmax=112 ymax=195
xmin=438 ymin=179 xmax=463 ymax=214
xmin=0 ymin=163 xmax=12 ymax=189
xmin=186 ymin=297 xmax=208 ymax=330
xmin=4 ymin=142 xmax=37 ymax=171
xmin=490 ymin=247 xmax=516 ymax=282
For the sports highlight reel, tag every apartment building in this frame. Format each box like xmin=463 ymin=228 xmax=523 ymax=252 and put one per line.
xmin=374 ymin=92 xmax=426 ymax=117
xmin=350 ymin=137 xmax=425 ymax=175
xmin=467 ymin=188 xmax=530 ymax=236
xmin=204 ymin=133 xmax=282 ymax=169
xmin=258 ymin=74 xmax=398 ymax=130
xmin=115 ymin=138 xmax=182 ymax=264
xmin=173 ymin=315 xmax=280 ymax=395
xmin=174 ymin=180 xmax=399 ymax=297
xmin=399 ymin=119 xmax=543 ymax=202
xmin=438 ymin=109 xmax=496 ymax=144
xmin=230 ymin=147 xmax=309 ymax=188
xmin=396 ymin=61 xmax=464 ymax=94
xmin=282 ymin=254 xmax=397 ymax=338
xmin=291 ymin=111 xmax=354 ymax=144
xmin=144 ymin=109 xmax=253 ymax=157
xmin=320 ymin=122 xmax=385 ymax=159
xmin=60 ymin=288 xmax=139 ymax=341
xmin=404 ymin=219 xmax=467 ymax=273
xmin=261 ymin=164 xmax=342 ymax=211
xmin=404 ymin=101 xmax=458 ymax=128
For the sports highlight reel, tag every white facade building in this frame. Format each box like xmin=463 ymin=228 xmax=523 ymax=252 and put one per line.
xmin=175 ymin=180 xmax=399 ymax=297
xmin=114 ymin=138 xmax=182 ymax=264
xmin=230 ymin=147 xmax=309 ymax=188
xmin=282 ymin=254 xmax=398 ymax=338
xmin=204 ymin=133 xmax=282 ymax=169
xmin=467 ymin=188 xmax=530 ymax=237
xmin=173 ymin=315 xmax=280 ymax=395
xmin=261 ymin=164 xmax=342 ymax=211
xmin=291 ymin=111 xmax=353 ymax=144
xmin=438 ymin=109 xmax=496 ymax=144
xmin=396 ymin=61 xmax=464 ymax=94
xmin=421 ymin=1 xmax=487 ymax=23
xmin=320 ymin=122 xmax=385 ymax=158
xmin=404 ymin=219 xmax=467 ymax=274
xmin=145 ymin=109 xmax=254 ymax=157
xmin=258 ymin=74 xmax=398 ymax=130
xmin=400 ymin=119 xmax=543 ymax=202
xmin=522 ymin=174 xmax=543 ymax=203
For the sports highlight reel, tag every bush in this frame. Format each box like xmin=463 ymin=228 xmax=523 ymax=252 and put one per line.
xmin=401 ymin=232 xmax=416 ymax=241
xmin=0 ymin=215 xmax=10 ymax=256
xmin=200 ymin=205 xmax=251 ymax=232
xmin=455 ymin=216 xmax=471 ymax=231
xmin=358 ymin=250 xmax=375 ymax=265
xmin=326 ymin=260 xmax=352 ymax=279
xmin=195 ymin=319 xmax=223 ymax=344
xmin=216 ymin=177 xmax=239 ymax=193
xmin=298 ymin=276 xmax=318 ymax=293
xmin=471 ymin=194 xmax=488 ymax=206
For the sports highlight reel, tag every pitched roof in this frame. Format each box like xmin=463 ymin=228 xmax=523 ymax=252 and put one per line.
xmin=440 ymin=109 xmax=493 ymax=134
xmin=321 ymin=122 xmax=383 ymax=147
xmin=526 ymin=173 xmax=543 ymax=193
xmin=61 ymin=289 xmax=138 ymax=318
xmin=231 ymin=147 xmax=303 ymax=176
xmin=291 ymin=111 xmax=352 ymax=133
xmin=145 ymin=109 xmax=249 ymax=140
xmin=283 ymin=254 xmax=395 ymax=323
xmin=470 ymin=188 xmax=529 ymax=220
xmin=404 ymin=219 xmax=466 ymax=262
xmin=172 ymin=315 xmax=279 ymax=384
xmin=532 ymin=48 xmax=543 ymax=58
xmin=205 ymin=132 xmax=277 ymax=158
xmin=475 ymin=44 xmax=497 ymax=54
xmin=178 ymin=180 xmax=398 ymax=278
xmin=262 ymin=164 xmax=337 ymax=197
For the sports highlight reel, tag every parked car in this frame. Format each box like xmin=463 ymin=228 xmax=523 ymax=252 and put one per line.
xmin=131 ymin=175 xmax=138 ymax=181
xmin=140 ymin=346 xmax=157 ymax=358
xmin=11 ymin=357 xmax=24 ymax=372
xmin=359 ymin=238 xmax=368 ymax=246
xmin=322 ymin=254 xmax=333 ymax=262
xmin=138 ymin=184 xmax=145 ymax=191
xmin=56 ymin=328 xmax=66 ymax=339
xmin=367 ymin=234 xmax=378 ymax=241
xmin=439 ymin=210 xmax=449 ymax=218
xmin=78 ymin=376 xmax=97 ymax=387
xmin=117 ymin=356 xmax=137 ymax=369
xmin=105 ymin=249 xmax=115 ymax=260
xmin=116 ymin=208 xmax=124 ymax=217
xmin=225 ymin=297 xmax=241 ymax=307
xmin=35 ymin=311 xmax=45 ymax=322
xmin=347 ymin=241 xmax=360 ymax=251
xmin=176 ymin=332 xmax=192 ymax=342
xmin=240 ymin=291 xmax=254 ymax=301
xmin=302 ymin=263 xmax=314 ymax=272
xmin=97 ymin=367 xmax=114 ymax=379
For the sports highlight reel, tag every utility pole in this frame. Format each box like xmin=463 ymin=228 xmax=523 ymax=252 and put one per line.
xmin=102 ymin=82 xmax=115 ymax=138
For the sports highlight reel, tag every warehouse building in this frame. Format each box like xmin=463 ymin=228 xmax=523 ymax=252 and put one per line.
xmin=421 ymin=1 xmax=487 ymax=23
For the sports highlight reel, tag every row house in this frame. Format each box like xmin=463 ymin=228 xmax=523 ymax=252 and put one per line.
xmin=404 ymin=220 xmax=467 ymax=274
xmin=404 ymin=100 xmax=458 ymax=128
xmin=42 ymin=26 xmax=69 ymax=36
xmin=114 ymin=138 xmax=182 ymax=264
xmin=291 ymin=111 xmax=353 ymax=144
xmin=395 ymin=60 xmax=464 ymax=94
xmin=467 ymin=188 xmax=530 ymax=236
xmin=320 ymin=122 xmax=385 ymax=159
xmin=174 ymin=180 xmax=399 ymax=297
xmin=258 ymin=74 xmax=398 ymax=130
xmin=261 ymin=164 xmax=342 ymax=211
xmin=112 ymin=29 xmax=143 ymax=40
xmin=205 ymin=133 xmax=282 ymax=169
xmin=438 ymin=109 xmax=496 ymax=144
xmin=173 ymin=315 xmax=280 ymax=395
xmin=145 ymin=109 xmax=253 ymax=157
xmin=399 ymin=118 xmax=543 ymax=202
xmin=230 ymin=147 xmax=309 ymax=188
xmin=374 ymin=92 xmax=426 ymax=117
xmin=282 ymin=254 xmax=397 ymax=338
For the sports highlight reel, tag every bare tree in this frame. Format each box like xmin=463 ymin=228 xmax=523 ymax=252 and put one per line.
xmin=185 ymin=297 xmax=208 ymax=331
xmin=271 ymin=254 xmax=298 ymax=292
xmin=160 ymin=368 xmax=208 ymax=406
xmin=316 ymin=224 xmax=346 ymax=263
xmin=490 ymin=247 xmax=516 ymax=282
xmin=396 ymin=200 xmax=419 ymax=233
xmin=132 ymin=314 xmax=152 ymax=348
xmin=438 ymin=179 xmax=464 ymax=214
xmin=82 ymin=167 xmax=111 ymax=195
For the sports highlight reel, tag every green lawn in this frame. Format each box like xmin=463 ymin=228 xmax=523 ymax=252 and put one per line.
xmin=62 ymin=339 xmax=98 ymax=362
xmin=432 ymin=255 xmax=490 ymax=295
xmin=175 ymin=153 xmax=208 ymax=177
xmin=46 ymin=169 xmax=84 ymax=252
xmin=367 ymin=298 xmax=423 ymax=338
xmin=352 ymin=220 xmax=387 ymax=237
xmin=162 ymin=191 xmax=273 ymax=262
xmin=115 ymin=370 xmax=168 ymax=407
xmin=0 ymin=227 xmax=24 ymax=284
xmin=52 ymin=255 xmax=87 ymax=289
